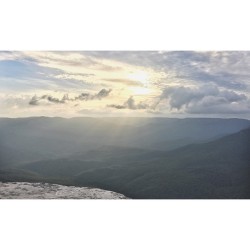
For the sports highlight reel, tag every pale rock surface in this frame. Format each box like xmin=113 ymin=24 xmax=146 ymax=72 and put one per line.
xmin=0 ymin=182 xmax=127 ymax=199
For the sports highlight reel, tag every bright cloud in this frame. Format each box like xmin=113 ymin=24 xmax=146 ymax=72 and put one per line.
xmin=0 ymin=51 xmax=250 ymax=118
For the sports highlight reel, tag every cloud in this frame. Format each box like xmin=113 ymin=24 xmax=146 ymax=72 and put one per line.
xmin=29 ymin=94 xmax=66 ymax=105
xmin=2 ymin=51 xmax=250 ymax=118
xmin=91 ymin=51 xmax=250 ymax=91
xmin=161 ymin=52 xmax=250 ymax=91
xmin=161 ymin=84 xmax=249 ymax=114
xmin=95 ymin=88 xmax=112 ymax=98
xmin=0 ymin=94 xmax=32 ymax=108
xmin=29 ymin=89 xmax=112 ymax=106
xmin=102 ymin=78 xmax=142 ymax=86
xmin=29 ymin=95 xmax=40 ymax=105
xmin=108 ymin=96 xmax=151 ymax=110
xmin=75 ymin=88 xmax=112 ymax=101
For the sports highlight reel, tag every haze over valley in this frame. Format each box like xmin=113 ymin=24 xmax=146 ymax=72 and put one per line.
xmin=0 ymin=117 xmax=249 ymax=198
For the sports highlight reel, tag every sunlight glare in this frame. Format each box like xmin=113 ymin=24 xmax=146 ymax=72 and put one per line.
xmin=130 ymin=87 xmax=152 ymax=95
xmin=128 ymin=70 xmax=150 ymax=84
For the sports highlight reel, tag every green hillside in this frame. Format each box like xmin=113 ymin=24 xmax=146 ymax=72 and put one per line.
xmin=2 ymin=127 xmax=247 ymax=199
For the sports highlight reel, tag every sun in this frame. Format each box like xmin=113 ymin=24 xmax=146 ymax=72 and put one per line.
xmin=127 ymin=70 xmax=150 ymax=84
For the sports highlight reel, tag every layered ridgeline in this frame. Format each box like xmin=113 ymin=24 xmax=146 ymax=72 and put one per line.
xmin=0 ymin=117 xmax=250 ymax=198
xmin=0 ymin=117 xmax=249 ymax=167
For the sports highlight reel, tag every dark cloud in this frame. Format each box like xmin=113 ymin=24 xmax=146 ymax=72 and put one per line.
xmin=108 ymin=96 xmax=151 ymax=110
xmin=75 ymin=88 xmax=112 ymax=101
xmin=108 ymin=104 xmax=126 ymax=109
xmin=161 ymin=84 xmax=249 ymax=114
xmin=29 ymin=95 xmax=39 ymax=106
xmin=29 ymin=94 xmax=66 ymax=105
xmin=44 ymin=95 xmax=65 ymax=104
xmin=29 ymin=89 xmax=112 ymax=106
xmin=96 ymin=88 xmax=112 ymax=98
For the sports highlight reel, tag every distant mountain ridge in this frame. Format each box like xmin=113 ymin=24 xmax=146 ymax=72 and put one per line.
xmin=1 ymin=117 xmax=249 ymax=168
xmin=0 ymin=122 xmax=249 ymax=198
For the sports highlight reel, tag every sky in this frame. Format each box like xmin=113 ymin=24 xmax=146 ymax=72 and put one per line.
xmin=0 ymin=51 xmax=250 ymax=118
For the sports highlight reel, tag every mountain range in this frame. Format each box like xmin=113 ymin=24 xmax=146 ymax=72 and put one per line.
xmin=0 ymin=117 xmax=249 ymax=198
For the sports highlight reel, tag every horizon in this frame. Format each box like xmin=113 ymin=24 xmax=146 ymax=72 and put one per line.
xmin=1 ymin=51 xmax=250 ymax=119
xmin=0 ymin=115 xmax=250 ymax=121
